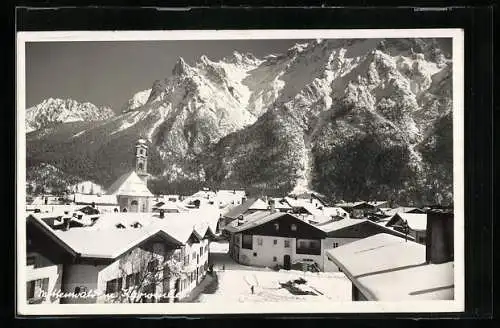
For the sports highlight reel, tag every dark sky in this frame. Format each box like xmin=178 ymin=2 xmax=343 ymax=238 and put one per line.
xmin=25 ymin=40 xmax=307 ymax=111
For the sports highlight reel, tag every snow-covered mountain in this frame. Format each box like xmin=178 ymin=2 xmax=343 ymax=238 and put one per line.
xmin=26 ymin=98 xmax=115 ymax=133
xmin=26 ymin=38 xmax=453 ymax=205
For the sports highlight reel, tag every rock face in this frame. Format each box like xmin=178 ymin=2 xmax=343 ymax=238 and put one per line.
xmin=26 ymin=38 xmax=453 ymax=205
xmin=26 ymin=98 xmax=115 ymax=133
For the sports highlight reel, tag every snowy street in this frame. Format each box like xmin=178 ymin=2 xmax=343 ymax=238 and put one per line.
xmin=201 ymin=242 xmax=352 ymax=303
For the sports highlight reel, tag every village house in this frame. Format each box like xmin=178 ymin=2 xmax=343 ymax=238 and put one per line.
xmin=215 ymin=189 xmax=246 ymax=209
xmin=224 ymin=211 xmax=412 ymax=272
xmin=73 ymin=193 xmax=119 ymax=213
xmin=385 ymin=213 xmax=428 ymax=244
xmin=335 ymin=201 xmax=382 ymax=219
xmin=218 ymin=197 xmax=270 ymax=231
xmin=105 ymin=139 xmax=154 ymax=213
xmin=326 ymin=208 xmax=454 ymax=301
xmin=25 ymin=210 xmax=218 ymax=304
xmin=224 ymin=212 xmax=326 ymax=270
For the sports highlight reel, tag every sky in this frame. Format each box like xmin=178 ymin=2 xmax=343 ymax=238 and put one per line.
xmin=25 ymin=40 xmax=307 ymax=111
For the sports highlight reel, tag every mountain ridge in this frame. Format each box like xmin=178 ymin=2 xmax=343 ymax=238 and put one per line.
xmin=26 ymin=38 xmax=454 ymax=206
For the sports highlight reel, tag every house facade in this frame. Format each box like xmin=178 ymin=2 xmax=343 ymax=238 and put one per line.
xmin=386 ymin=213 xmax=428 ymax=244
xmin=224 ymin=212 xmax=414 ymax=272
xmin=25 ymin=214 xmax=214 ymax=304
xmin=227 ymin=212 xmax=327 ymax=270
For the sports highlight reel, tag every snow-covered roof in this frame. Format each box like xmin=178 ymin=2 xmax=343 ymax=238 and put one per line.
xmin=224 ymin=198 xmax=268 ymax=219
xmin=326 ymin=233 xmax=454 ymax=301
xmin=28 ymin=210 xmax=217 ymax=260
xmin=334 ymin=201 xmax=372 ymax=208
xmin=269 ymin=198 xmax=292 ymax=210
xmin=320 ymin=207 xmax=349 ymax=217
xmin=391 ymin=213 xmax=428 ymax=231
xmin=225 ymin=212 xmax=325 ymax=235
xmin=152 ymin=201 xmax=188 ymax=212
xmin=73 ymin=193 xmax=118 ymax=205
xmin=316 ymin=217 xmax=414 ymax=240
xmin=383 ymin=207 xmax=423 ymax=217
xmin=316 ymin=218 xmax=369 ymax=233
xmin=248 ymin=198 xmax=269 ymax=210
xmin=54 ymin=228 xmax=183 ymax=259
xmin=26 ymin=204 xmax=77 ymax=215
xmin=106 ymin=171 xmax=154 ymax=197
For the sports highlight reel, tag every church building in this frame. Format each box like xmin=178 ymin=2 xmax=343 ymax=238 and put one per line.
xmin=106 ymin=139 xmax=154 ymax=213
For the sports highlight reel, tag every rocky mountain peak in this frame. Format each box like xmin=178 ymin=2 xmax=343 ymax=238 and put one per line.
xmin=27 ymin=38 xmax=453 ymax=205
xmin=172 ymin=57 xmax=191 ymax=76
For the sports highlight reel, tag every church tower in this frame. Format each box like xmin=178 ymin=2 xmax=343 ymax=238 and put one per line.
xmin=135 ymin=139 xmax=149 ymax=182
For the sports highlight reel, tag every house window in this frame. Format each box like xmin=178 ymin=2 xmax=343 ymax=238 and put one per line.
xmin=273 ymin=239 xmax=277 ymax=245
xmin=253 ymin=252 xmax=257 ymax=257
xmin=290 ymin=224 xmax=297 ymax=231
xmin=126 ymin=272 xmax=140 ymax=289
xmin=147 ymin=259 xmax=159 ymax=273
xmin=332 ymin=242 xmax=339 ymax=248
xmin=116 ymin=223 xmax=126 ymax=229
xmin=284 ymin=240 xmax=290 ymax=248
xmin=273 ymin=256 xmax=277 ymax=262
xmin=274 ymin=223 xmax=279 ymax=231
xmin=26 ymin=278 xmax=49 ymax=303
xmin=242 ymin=234 xmax=253 ymax=249
xmin=296 ymin=239 xmax=321 ymax=255
xmin=105 ymin=277 xmax=123 ymax=295
xmin=27 ymin=255 xmax=36 ymax=266
xmin=257 ymin=237 xmax=263 ymax=246
xmin=184 ymin=256 xmax=189 ymax=266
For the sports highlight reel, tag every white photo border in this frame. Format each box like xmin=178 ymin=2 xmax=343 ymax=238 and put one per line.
xmin=16 ymin=28 xmax=465 ymax=316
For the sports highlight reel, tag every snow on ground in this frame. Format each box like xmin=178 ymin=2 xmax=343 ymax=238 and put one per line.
xmin=197 ymin=269 xmax=351 ymax=303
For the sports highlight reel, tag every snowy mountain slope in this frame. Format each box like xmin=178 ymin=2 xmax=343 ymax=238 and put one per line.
xmin=25 ymin=98 xmax=115 ymax=133
xmin=26 ymin=38 xmax=453 ymax=205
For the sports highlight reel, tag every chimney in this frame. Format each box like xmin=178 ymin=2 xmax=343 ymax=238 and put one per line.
xmin=63 ymin=216 xmax=71 ymax=231
xmin=242 ymin=197 xmax=247 ymax=203
xmin=269 ymin=199 xmax=276 ymax=213
xmin=159 ymin=209 xmax=165 ymax=219
xmin=237 ymin=215 xmax=244 ymax=226
xmin=426 ymin=209 xmax=454 ymax=264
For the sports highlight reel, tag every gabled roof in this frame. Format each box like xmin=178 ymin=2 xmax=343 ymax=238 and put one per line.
xmin=269 ymin=198 xmax=292 ymax=210
xmin=316 ymin=217 xmax=414 ymax=240
xmin=106 ymin=171 xmax=154 ymax=197
xmin=54 ymin=228 xmax=184 ymax=259
xmin=335 ymin=201 xmax=373 ymax=209
xmin=320 ymin=207 xmax=349 ymax=218
xmin=388 ymin=213 xmax=428 ymax=231
xmin=248 ymin=198 xmax=269 ymax=210
xmin=325 ymin=233 xmax=454 ymax=301
xmin=28 ymin=211 xmax=214 ymax=260
xmin=224 ymin=198 xmax=268 ymax=219
xmin=224 ymin=212 xmax=325 ymax=235
xmin=382 ymin=207 xmax=424 ymax=217
xmin=26 ymin=214 xmax=78 ymax=258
